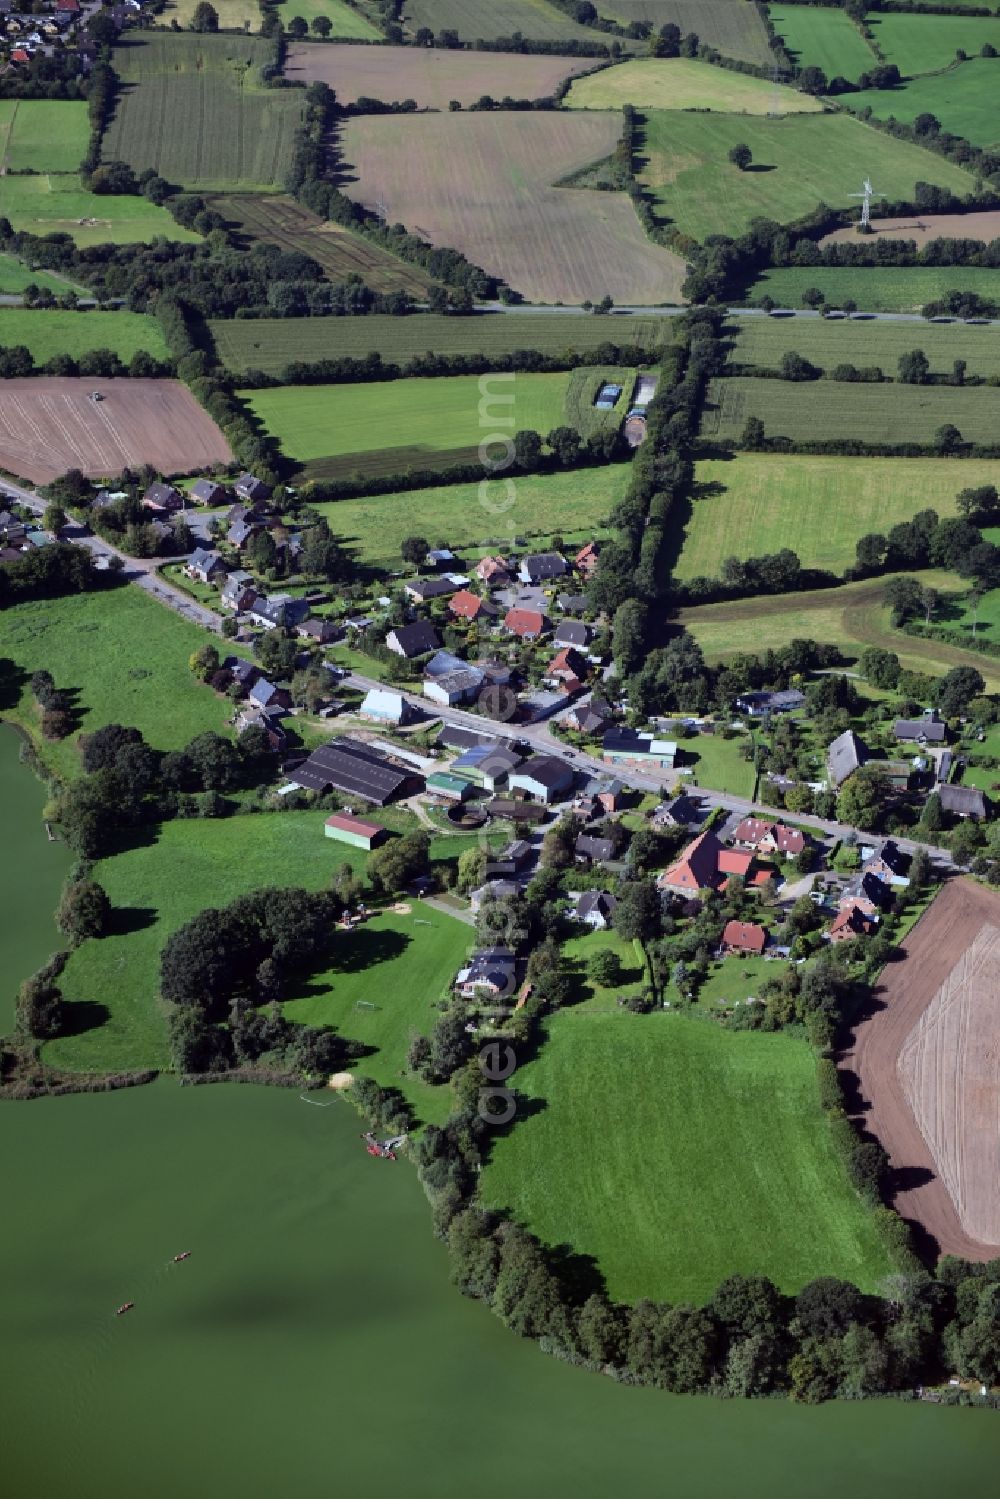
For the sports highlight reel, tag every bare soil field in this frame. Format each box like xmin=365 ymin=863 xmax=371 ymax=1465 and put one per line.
xmin=843 ymin=878 xmax=1000 ymax=1260
xmin=338 ymin=112 xmax=687 ymax=304
xmin=0 ymin=378 xmax=232 ymax=483
xmin=821 ymin=210 xmax=1000 ymax=248
xmin=284 ymin=42 xmax=594 ymax=106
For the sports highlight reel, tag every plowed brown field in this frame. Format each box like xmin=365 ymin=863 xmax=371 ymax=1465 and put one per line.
xmin=844 ymin=878 xmax=1000 ymax=1260
xmin=339 ymin=112 xmax=688 ymax=304
xmin=0 ymin=378 xmax=232 ymax=482
xmin=821 ymin=210 xmax=1000 ymax=248
xmin=284 ymin=42 xmax=594 ymax=107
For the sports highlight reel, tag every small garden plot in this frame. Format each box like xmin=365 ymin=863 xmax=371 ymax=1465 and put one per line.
xmin=0 ymin=100 xmax=90 ymax=174
xmin=284 ymin=41 xmax=591 ymax=106
xmin=767 ymin=5 xmax=876 ymax=84
xmin=747 ymin=264 xmax=1000 ymax=313
xmin=565 ymin=56 xmax=819 ymax=113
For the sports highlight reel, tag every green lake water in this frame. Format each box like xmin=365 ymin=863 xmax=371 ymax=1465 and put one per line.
xmin=2 ymin=732 xmax=999 ymax=1496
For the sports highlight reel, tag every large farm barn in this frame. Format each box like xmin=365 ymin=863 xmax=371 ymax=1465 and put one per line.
xmin=0 ymin=379 xmax=232 ymax=484
xmin=846 ymin=879 xmax=1000 ymax=1260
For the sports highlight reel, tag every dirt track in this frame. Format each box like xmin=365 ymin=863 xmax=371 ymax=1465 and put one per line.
xmin=843 ymin=879 xmax=1000 ymax=1261
xmin=0 ymin=378 xmax=232 ymax=482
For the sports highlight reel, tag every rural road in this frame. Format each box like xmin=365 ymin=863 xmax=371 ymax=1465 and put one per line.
xmin=475 ymin=303 xmax=1000 ymax=326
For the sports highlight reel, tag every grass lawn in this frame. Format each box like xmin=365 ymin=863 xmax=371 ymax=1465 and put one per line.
xmin=768 ymin=5 xmax=876 ymax=83
xmin=701 ymin=375 xmax=1000 ymax=448
xmin=747 ymin=264 xmax=1000 ymax=313
xmin=0 ymin=253 xmax=86 ymax=296
xmin=210 ymin=312 xmax=670 ymax=375
xmin=563 ymin=926 xmax=647 ymax=1012
xmin=564 ymin=56 xmax=819 ymax=113
xmin=638 ymin=110 xmax=973 ymax=242
xmin=0 ymin=587 xmax=235 ymax=780
xmin=241 ymin=371 xmax=582 ymax=477
xmin=676 ymin=730 xmax=757 ymax=797
xmin=727 ymin=313 xmax=1000 ymax=381
xmin=676 ymin=568 xmax=1000 ymax=690
xmin=275 ymin=0 xmax=381 ymax=32
xmin=162 ymin=0 xmax=262 ymax=25
xmin=482 ymin=1012 xmax=898 ymax=1302
xmin=676 ymin=454 xmax=997 ymax=580
xmin=0 ymin=174 xmax=201 ymax=247
xmin=866 ymin=12 xmax=1000 ymax=75
xmin=0 ymin=308 xmax=169 ymax=363
xmin=50 ymin=811 xmax=472 ymax=1088
xmin=0 ymin=100 xmax=90 ymax=174
xmin=313 ymin=464 xmax=631 ymax=570
xmin=848 ymin=58 xmax=1000 ymax=151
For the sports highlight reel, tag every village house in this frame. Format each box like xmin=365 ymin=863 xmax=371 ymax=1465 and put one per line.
xmin=863 ymin=840 xmax=910 ymax=887
xmin=386 ymin=620 xmax=441 ymax=658
xmin=220 ymin=570 xmax=256 ymax=613
xmin=228 ymin=657 xmax=261 ymax=696
xmin=455 ymin=947 xmax=517 ymax=1001
xmin=189 ymin=478 xmax=228 ymax=507
xmin=719 ymin=920 xmax=767 ymax=957
xmin=556 ymin=592 xmax=588 ymax=615
xmin=552 ymin=619 xmax=590 ymax=650
xmin=248 ymin=678 xmax=292 ymax=715
xmin=227 ymin=517 xmax=262 ymax=550
xmin=736 ymin=689 xmax=806 ymax=718
xmin=509 ymin=754 xmax=575 ymax=804
xmin=827 ymin=729 xmax=869 ymax=788
xmin=574 ymin=541 xmax=600 ymax=578
xmin=469 ymin=879 xmax=519 ymax=913
xmin=404 ymin=576 xmax=461 ymax=604
xmin=547 ymin=646 xmax=589 ymax=685
xmin=360 ymin=688 xmax=416 ymax=726
xmin=839 ymin=869 xmax=889 ymax=919
xmin=504 ymin=606 xmax=546 ymax=641
xmin=234 ymin=473 xmax=272 ymax=507
xmin=323 ymin=812 xmax=387 ymax=852
xmin=894 ymin=711 xmax=946 ymax=746
xmin=575 ymin=775 xmax=626 ymax=816
xmin=938 ymin=783 xmax=988 ymax=820
xmin=485 ymin=839 xmax=533 ymax=878
xmin=829 ymin=905 xmax=878 ymax=943
xmin=448 ymin=589 xmax=495 ymax=623
xmin=452 ymin=741 xmax=523 ymax=792
xmin=297 ymin=615 xmax=341 ymax=645
xmin=186 ymin=547 xmax=227 ymax=585
xmin=234 ymin=706 xmax=287 ymax=752
xmin=658 ymin=830 xmax=773 ymax=897
xmin=423 ymin=666 xmax=484 ymax=707
xmin=248 ymin=594 xmax=311 ymax=631
xmin=426 ymin=547 xmax=458 ymax=571
xmin=602 ymin=727 xmax=677 ymax=771
xmin=575 ymin=832 xmax=616 ymax=867
xmin=518 ymin=552 xmax=567 ymax=585
xmin=573 ymin=890 xmax=617 ymax=930
xmin=566 ymin=695 xmax=611 ymax=737
xmin=652 ymin=794 xmax=705 ymax=830
xmin=730 ymin=818 xmax=805 ymax=858
xmin=475 ymin=555 xmax=512 ymax=589
xmin=142 ymin=481 xmax=183 ymax=514
xmin=518 ymin=689 xmax=565 ymax=723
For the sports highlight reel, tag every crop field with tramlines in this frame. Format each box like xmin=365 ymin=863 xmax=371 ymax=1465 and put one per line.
xmin=604 ymin=0 xmax=775 ymax=66
xmin=284 ymin=41 xmax=592 ymax=106
xmin=401 ymin=0 xmax=615 ymax=45
xmin=102 ymin=33 xmax=306 ymax=192
xmin=638 ymin=111 xmax=975 ymax=242
xmin=339 ymin=111 xmax=687 ymax=304
xmin=0 ymin=100 xmax=89 ymax=173
xmin=210 ymin=311 xmax=670 ymax=374
xmin=747 ymin=264 xmax=1000 ymax=313
xmin=701 ymin=375 xmax=1000 ymax=448
xmin=727 ymin=314 xmax=1000 ymax=381
xmin=208 ymin=194 xmax=434 ymax=296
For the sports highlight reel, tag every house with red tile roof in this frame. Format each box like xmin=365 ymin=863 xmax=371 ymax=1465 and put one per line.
xmin=504 ymin=606 xmax=546 ymax=640
xmin=829 ymin=905 xmax=877 ymax=943
xmin=719 ymin=920 xmax=767 ymax=957
xmin=548 ymin=646 xmax=588 ymax=682
xmin=449 ymin=589 xmax=492 ymax=622
xmin=475 ymin=555 xmax=511 ymax=588
xmin=730 ymin=817 xmax=805 ymax=858
xmin=575 ymin=541 xmax=600 ymax=577
xmin=657 ymin=830 xmax=774 ymax=896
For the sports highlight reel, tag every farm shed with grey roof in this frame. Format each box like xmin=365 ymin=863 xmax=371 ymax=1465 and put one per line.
xmin=289 ymin=738 xmax=418 ymax=804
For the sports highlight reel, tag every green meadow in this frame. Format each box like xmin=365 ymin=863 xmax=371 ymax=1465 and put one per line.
xmin=0 ymin=588 xmax=236 ymax=780
xmin=728 ymin=314 xmax=1000 ymax=379
xmin=849 ymin=59 xmax=1000 ymax=151
xmin=676 ymin=453 xmax=995 ymax=579
xmin=313 ymin=464 xmax=631 ymax=568
xmin=50 ymin=811 xmax=473 ymax=1087
xmin=748 ymin=264 xmax=1000 ymax=313
xmin=564 ymin=55 xmax=820 ymax=113
xmin=0 ymin=99 xmax=90 ymax=173
xmin=0 ymin=308 xmax=169 ymax=363
xmin=638 ymin=110 xmax=973 ymax=241
xmin=767 ymin=5 xmax=876 ymax=83
xmin=0 ymin=253 xmax=85 ymax=296
xmin=1 ymin=174 xmax=201 ymax=247
xmin=866 ymin=12 xmax=1000 ymax=75
xmin=482 ymin=1012 xmax=898 ymax=1303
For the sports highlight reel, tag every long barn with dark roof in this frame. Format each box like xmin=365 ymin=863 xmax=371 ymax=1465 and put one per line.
xmin=289 ymin=738 xmax=420 ymax=805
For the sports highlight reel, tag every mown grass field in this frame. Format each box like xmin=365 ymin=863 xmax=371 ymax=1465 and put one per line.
xmin=676 ymin=568 xmax=1000 ymax=690
xmin=849 ymin=59 xmax=1000 ymax=152
xmin=209 ymin=193 xmax=434 ymax=296
xmin=701 ymin=375 xmax=1000 ymax=448
xmin=161 ymin=0 xmax=261 ymax=26
xmin=866 ymin=12 xmax=1000 ymax=75
xmin=241 ymin=367 xmax=629 ymax=476
xmin=728 ymin=314 xmax=1000 ymax=379
xmin=678 ymin=729 xmax=757 ymax=797
xmin=0 ymin=588 xmax=235 ymax=781
xmin=285 ymin=40 xmax=590 ymax=105
xmin=0 ymin=309 xmax=169 ymax=363
xmin=482 ymin=1012 xmax=898 ymax=1303
xmin=341 ymin=111 xmax=688 ymax=304
xmin=49 ymin=811 xmax=473 ymax=1093
xmin=402 ymin=0 xmax=613 ymax=45
xmin=0 ymin=253 xmax=85 ymax=296
xmin=638 ymin=111 xmax=974 ymax=242
xmin=275 ymin=0 xmax=381 ymax=33
xmin=748 ymin=264 xmax=1000 ymax=313
xmin=313 ymin=463 xmax=631 ymax=566
xmin=565 ymin=56 xmax=818 ymax=113
xmin=767 ymin=4 xmax=876 ymax=82
xmin=0 ymin=174 xmax=201 ymax=247
xmin=210 ymin=312 xmax=669 ymax=375
xmin=0 ymin=100 xmax=89 ymax=173
xmin=676 ymin=453 xmax=997 ymax=579
xmin=103 ymin=33 xmax=307 ymax=192
xmin=604 ymin=0 xmax=775 ymax=66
